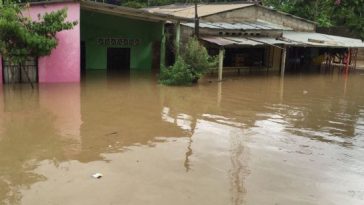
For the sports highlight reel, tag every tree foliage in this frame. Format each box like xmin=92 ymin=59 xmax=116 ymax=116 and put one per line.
xmin=159 ymin=38 xmax=218 ymax=86
xmin=117 ymin=0 xmax=364 ymax=39
xmin=0 ymin=3 xmax=77 ymax=65
xmin=262 ymin=0 xmax=364 ymax=39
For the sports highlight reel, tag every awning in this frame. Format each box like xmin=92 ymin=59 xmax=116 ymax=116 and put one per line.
xmin=282 ymin=32 xmax=364 ymax=48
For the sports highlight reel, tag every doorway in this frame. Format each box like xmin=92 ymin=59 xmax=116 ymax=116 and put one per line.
xmin=81 ymin=41 xmax=86 ymax=77
xmin=107 ymin=48 xmax=130 ymax=73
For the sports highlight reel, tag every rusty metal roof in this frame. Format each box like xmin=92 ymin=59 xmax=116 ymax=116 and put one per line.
xmin=182 ymin=21 xmax=293 ymax=31
xmin=144 ymin=3 xmax=254 ymax=19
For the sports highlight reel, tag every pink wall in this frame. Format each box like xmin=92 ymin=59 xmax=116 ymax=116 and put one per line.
xmin=24 ymin=2 xmax=80 ymax=83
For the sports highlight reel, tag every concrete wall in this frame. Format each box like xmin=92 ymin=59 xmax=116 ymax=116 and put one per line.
xmin=81 ymin=10 xmax=163 ymax=70
xmin=256 ymin=7 xmax=315 ymax=31
xmin=28 ymin=2 xmax=80 ymax=83
xmin=203 ymin=6 xmax=316 ymax=32
xmin=0 ymin=2 xmax=80 ymax=84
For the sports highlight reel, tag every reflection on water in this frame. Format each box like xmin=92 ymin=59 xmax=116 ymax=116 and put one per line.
xmin=0 ymin=72 xmax=364 ymax=204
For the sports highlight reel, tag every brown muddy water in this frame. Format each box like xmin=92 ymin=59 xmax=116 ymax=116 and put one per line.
xmin=0 ymin=72 xmax=364 ymax=205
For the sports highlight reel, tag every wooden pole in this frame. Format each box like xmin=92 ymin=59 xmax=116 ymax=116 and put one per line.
xmin=194 ymin=0 xmax=199 ymax=38
xmin=175 ymin=21 xmax=181 ymax=57
xmin=345 ymin=48 xmax=351 ymax=74
xmin=218 ymin=47 xmax=224 ymax=81
xmin=160 ymin=24 xmax=166 ymax=68
xmin=281 ymin=46 xmax=287 ymax=76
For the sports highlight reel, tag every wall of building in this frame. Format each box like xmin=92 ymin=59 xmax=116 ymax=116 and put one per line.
xmin=81 ymin=10 xmax=163 ymax=71
xmin=203 ymin=6 xmax=315 ymax=32
xmin=28 ymin=2 xmax=80 ymax=83
xmin=1 ymin=2 xmax=80 ymax=84
xmin=256 ymin=7 xmax=315 ymax=31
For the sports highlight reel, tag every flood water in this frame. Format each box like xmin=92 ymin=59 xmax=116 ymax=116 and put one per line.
xmin=0 ymin=72 xmax=364 ymax=205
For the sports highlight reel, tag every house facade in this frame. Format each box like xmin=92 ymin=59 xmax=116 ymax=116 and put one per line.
xmin=146 ymin=3 xmax=364 ymax=79
xmin=0 ymin=0 xmax=183 ymax=84
xmin=1 ymin=1 xmax=364 ymax=84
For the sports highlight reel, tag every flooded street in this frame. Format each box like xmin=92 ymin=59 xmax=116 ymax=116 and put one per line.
xmin=0 ymin=72 xmax=364 ymax=205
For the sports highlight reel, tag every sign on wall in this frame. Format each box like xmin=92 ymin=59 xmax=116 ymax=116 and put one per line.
xmin=97 ymin=37 xmax=141 ymax=47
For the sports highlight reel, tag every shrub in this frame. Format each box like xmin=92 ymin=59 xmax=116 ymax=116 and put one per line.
xmin=159 ymin=38 xmax=218 ymax=86
xmin=159 ymin=57 xmax=195 ymax=86
xmin=182 ymin=37 xmax=218 ymax=78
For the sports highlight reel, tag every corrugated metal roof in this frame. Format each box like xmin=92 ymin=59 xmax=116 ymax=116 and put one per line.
xmin=224 ymin=37 xmax=262 ymax=46
xmin=200 ymin=36 xmax=235 ymax=46
xmin=282 ymin=32 xmax=364 ymax=48
xmin=182 ymin=21 xmax=293 ymax=31
xmin=200 ymin=36 xmax=295 ymax=47
xmin=144 ymin=3 xmax=254 ymax=19
xmin=249 ymin=37 xmax=296 ymax=45
xmin=81 ymin=1 xmax=190 ymax=22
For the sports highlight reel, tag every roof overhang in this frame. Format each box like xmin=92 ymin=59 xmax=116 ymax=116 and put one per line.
xmin=80 ymin=1 xmax=191 ymax=23
xmin=201 ymin=32 xmax=364 ymax=49
xmin=281 ymin=32 xmax=364 ymax=48
xmin=182 ymin=20 xmax=293 ymax=31
xmin=200 ymin=36 xmax=296 ymax=48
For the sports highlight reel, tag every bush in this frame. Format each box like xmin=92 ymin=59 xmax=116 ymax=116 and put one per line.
xmin=182 ymin=37 xmax=218 ymax=78
xmin=159 ymin=57 xmax=195 ymax=86
xmin=159 ymin=38 xmax=218 ymax=86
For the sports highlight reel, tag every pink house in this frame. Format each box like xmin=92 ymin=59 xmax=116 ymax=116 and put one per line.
xmin=0 ymin=2 xmax=81 ymax=84
xmin=0 ymin=1 xmax=176 ymax=84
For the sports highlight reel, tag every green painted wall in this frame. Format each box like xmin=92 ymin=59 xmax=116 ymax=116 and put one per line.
xmin=80 ymin=10 xmax=163 ymax=70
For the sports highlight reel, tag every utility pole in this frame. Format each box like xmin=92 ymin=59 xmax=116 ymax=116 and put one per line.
xmin=194 ymin=0 xmax=199 ymax=38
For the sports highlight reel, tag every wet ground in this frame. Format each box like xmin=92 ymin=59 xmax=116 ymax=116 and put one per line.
xmin=0 ymin=71 xmax=364 ymax=205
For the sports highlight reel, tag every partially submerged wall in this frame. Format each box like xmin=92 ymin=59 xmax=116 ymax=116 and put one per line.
xmin=27 ymin=2 xmax=81 ymax=83
xmin=81 ymin=10 xmax=163 ymax=71
xmin=203 ymin=6 xmax=316 ymax=32
xmin=0 ymin=2 xmax=81 ymax=84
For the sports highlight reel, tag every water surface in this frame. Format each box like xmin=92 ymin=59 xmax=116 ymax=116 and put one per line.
xmin=0 ymin=72 xmax=364 ymax=205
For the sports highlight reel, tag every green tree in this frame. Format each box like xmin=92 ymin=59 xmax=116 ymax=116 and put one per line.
xmin=333 ymin=0 xmax=364 ymax=39
xmin=159 ymin=38 xmax=217 ymax=86
xmin=262 ymin=0 xmax=364 ymax=39
xmin=0 ymin=2 xmax=77 ymax=86
xmin=262 ymin=0 xmax=335 ymax=27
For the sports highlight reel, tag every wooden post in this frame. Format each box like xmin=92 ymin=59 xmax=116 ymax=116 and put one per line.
xmin=175 ymin=21 xmax=181 ymax=57
xmin=345 ymin=48 xmax=351 ymax=74
xmin=281 ymin=47 xmax=287 ymax=76
xmin=217 ymin=81 xmax=222 ymax=107
xmin=218 ymin=47 xmax=224 ymax=81
xmin=194 ymin=1 xmax=199 ymax=38
xmin=160 ymin=24 xmax=166 ymax=68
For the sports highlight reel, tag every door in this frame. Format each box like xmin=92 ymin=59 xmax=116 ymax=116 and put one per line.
xmin=107 ymin=48 xmax=130 ymax=73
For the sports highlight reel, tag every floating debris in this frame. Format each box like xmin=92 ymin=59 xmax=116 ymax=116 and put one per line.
xmin=105 ymin=131 xmax=118 ymax=136
xmin=92 ymin=173 xmax=103 ymax=179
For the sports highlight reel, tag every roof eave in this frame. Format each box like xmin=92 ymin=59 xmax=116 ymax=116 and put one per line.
xmin=80 ymin=1 xmax=192 ymax=23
